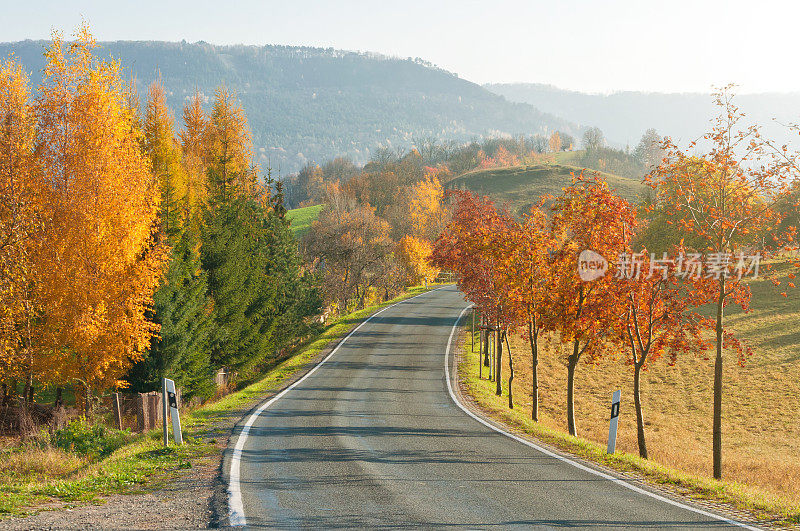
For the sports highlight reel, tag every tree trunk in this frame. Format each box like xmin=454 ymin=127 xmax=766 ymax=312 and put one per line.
xmin=528 ymin=316 xmax=539 ymax=421
xmin=567 ymin=340 xmax=580 ymax=436
xmin=483 ymin=329 xmax=490 ymax=368
xmin=22 ymin=381 xmax=30 ymax=406
xmin=495 ymin=329 xmax=503 ymax=396
xmin=505 ymin=331 xmax=513 ymax=409
xmin=713 ymin=275 xmax=725 ymax=479
xmin=633 ymin=361 xmax=648 ymax=459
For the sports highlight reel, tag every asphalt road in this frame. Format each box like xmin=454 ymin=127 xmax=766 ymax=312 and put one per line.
xmin=229 ymin=285 xmax=751 ymax=529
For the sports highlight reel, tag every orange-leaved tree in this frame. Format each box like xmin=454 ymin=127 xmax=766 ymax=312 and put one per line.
xmin=614 ymin=250 xmax=712 ymax=458
xmin=545 ymin=173 xmax=636 ymax=436
xmin=35 ymin=26 xmax=167 ymax=406
xmin=431 ymin=191 xmax=518 ymax=400
xmin=502 ymin=203 xmax=553 ymax=420
xmin=646 ymin=86 xmax=795 ymax=478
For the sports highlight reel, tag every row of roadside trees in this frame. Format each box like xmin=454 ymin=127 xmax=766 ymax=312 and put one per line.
xmin=0 ymin=26 xmax=320 ymax=411
xmin=431 ymin=88 xmax=800 ymax=479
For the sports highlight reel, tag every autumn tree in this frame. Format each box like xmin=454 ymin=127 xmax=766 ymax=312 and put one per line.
xmin=503 ymin=204 xmax=553 ymax=420
xmin=646 ymin=86 xmax=795 ymax=478
xmin=179 ymin=92 xmax=209 ymax=218
xmin=545 ymin=174 xmax=636 ymax=436
xmin=398 ymin=235 xmax=438 ymax=286
xmin=0 ymin=58 xmax=42 ymax=396
xmin=206 ymin=87 xmax=255 ymax=194
xmin=144 ymin=81 xmax=187 ymax=234
xmin=126 ymin=82 xmax=214 ymax=399
xmin=431 ymin=192 xmax=518 ymax=399
xmin=548 ymin=131 xmax=562 ymax=153
xmin=407 ymin=171 xmax=448 ymax=242
xmin=302 ymin=185 xmax=397 ymax=313
xmin=35 ymin=26 xmax=167 ymax=403
xmin=614 ymin=251 xmax=711 ymax=458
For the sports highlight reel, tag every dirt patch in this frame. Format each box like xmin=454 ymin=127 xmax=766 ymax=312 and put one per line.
xmin=3 ymin=449 xmax=219 ymax=530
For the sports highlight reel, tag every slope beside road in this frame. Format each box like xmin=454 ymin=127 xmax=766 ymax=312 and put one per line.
xmin=226 ymin=285 xmax=755 ymax=529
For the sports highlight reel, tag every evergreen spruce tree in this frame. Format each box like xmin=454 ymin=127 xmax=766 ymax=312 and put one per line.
xmin=129 ymin=228 xmax=214 ymax=398
xmin=127 ymin=82 xmax=213 ymax=399
xmin=201 ymin=166 xmax=277 ymax=377
xmin=264 ymin=178 xmax=322 ymax=352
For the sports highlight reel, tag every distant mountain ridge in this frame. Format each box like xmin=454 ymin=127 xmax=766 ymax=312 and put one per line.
xmin=0 ymin=40 xmax=581 ymax=173
xmin=485 ymin=82 xmax=800 ymax=150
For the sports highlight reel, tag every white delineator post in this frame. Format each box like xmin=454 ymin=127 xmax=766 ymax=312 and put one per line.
xmin=162 ymin=378 xmax=168 ymax=446
xmin=607 ymin=389 xmax=621 ymax=454
xmin=162 ymin=377 xmax=183 ymax=445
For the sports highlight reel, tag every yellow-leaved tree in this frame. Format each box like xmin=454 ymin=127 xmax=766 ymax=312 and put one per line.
xmin=179 ymin=92 xmax=209 ymax=218
xmin=408 ymin=171 xmax=447 ymax=241
xmin=206 ymin=87 xmax=255 ymax=194
xmin=397 ymin=235 xmax=438 ymax=286
xmin=35 ymin=26 xmax=167 ymax=406
xmin=145 ymin=80 xmax=187 ymax=234
xmin=0 ymin=58 xmax=43 ymax=394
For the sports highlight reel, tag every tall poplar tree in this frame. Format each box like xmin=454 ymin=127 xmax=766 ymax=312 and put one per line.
xmin=35 ymin=26 xmax=167 ymax=402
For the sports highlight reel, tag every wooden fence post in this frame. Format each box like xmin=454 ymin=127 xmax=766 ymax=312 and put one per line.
xmin=113 ymin=392 xmax=123 ymax=430
xmin=136 ymin=393 xmax=147 ymax=433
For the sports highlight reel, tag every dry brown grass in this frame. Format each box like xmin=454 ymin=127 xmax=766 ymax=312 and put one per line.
xmin=0 ymin=446 xmax=86 ymax=485
xmin=474 ymin=265 xmax=800 ymax=505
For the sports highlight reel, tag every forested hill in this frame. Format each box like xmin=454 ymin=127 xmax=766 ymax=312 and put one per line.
xmin=0 ymin=40 xmax=580 ymax=173
xmin=486 ymin=82 xmax=800 ymax=150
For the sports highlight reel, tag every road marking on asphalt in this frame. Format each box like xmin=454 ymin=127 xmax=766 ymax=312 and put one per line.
xmin=227 ymin=288 xmax=443 ymax=527
xmin=444 ymin=305 xmax=760 ymax=531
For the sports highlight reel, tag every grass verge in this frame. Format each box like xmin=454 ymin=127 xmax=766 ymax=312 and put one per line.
xmin=0 ymin=284 xmax=440 ymax=518
xmin=456 ymin=321 xmax=800 ymax=528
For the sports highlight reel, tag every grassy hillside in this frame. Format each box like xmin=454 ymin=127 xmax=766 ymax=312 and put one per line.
xmin=286 ymin=204 xmax=323 ymax=239
xmin=461 ymin=262 xmax=800 ymax=515
xmin=446 ymin=163 xmax=645 ymax=216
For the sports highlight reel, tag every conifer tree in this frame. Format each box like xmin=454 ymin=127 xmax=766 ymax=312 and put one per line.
xmin=127 ymin=81 xmax=213 ymax=399
xmin=128 ymin=228 xmax=213 ymax=398
xmin=201 ymin=171 xmax=275 ymax=376
xmin=262 ymin=178 xmax=321 ymax=352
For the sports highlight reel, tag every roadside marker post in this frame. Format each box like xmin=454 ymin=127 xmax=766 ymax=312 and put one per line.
xmin=607 ymin=389 xmax=621 ymax=454
xmin=162 ymin=377 xmax=183 ymax=446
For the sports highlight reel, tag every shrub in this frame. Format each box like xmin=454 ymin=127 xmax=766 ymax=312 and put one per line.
xmin=53 ymin=420 xmax=131 ymax=459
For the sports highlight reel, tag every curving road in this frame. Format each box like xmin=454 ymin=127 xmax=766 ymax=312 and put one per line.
xmin=227 ymin=285 xmax=753 ymax=529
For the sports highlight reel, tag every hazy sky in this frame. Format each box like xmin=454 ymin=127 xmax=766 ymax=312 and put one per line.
xmin=2 ymin=0 xmax=797 ymax=94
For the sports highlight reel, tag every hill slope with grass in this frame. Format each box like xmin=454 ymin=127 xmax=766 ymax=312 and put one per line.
xmin=446 ymin=163 xmax=645 ymax=215
xmin=286 ymin=204 xmax=323 ymax=239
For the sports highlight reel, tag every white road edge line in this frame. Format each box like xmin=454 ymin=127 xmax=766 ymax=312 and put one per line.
xmin=444 ymin=305 xmax=760 ymax=531
xmin=227 ymin=287 xmax=445 ymax=527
